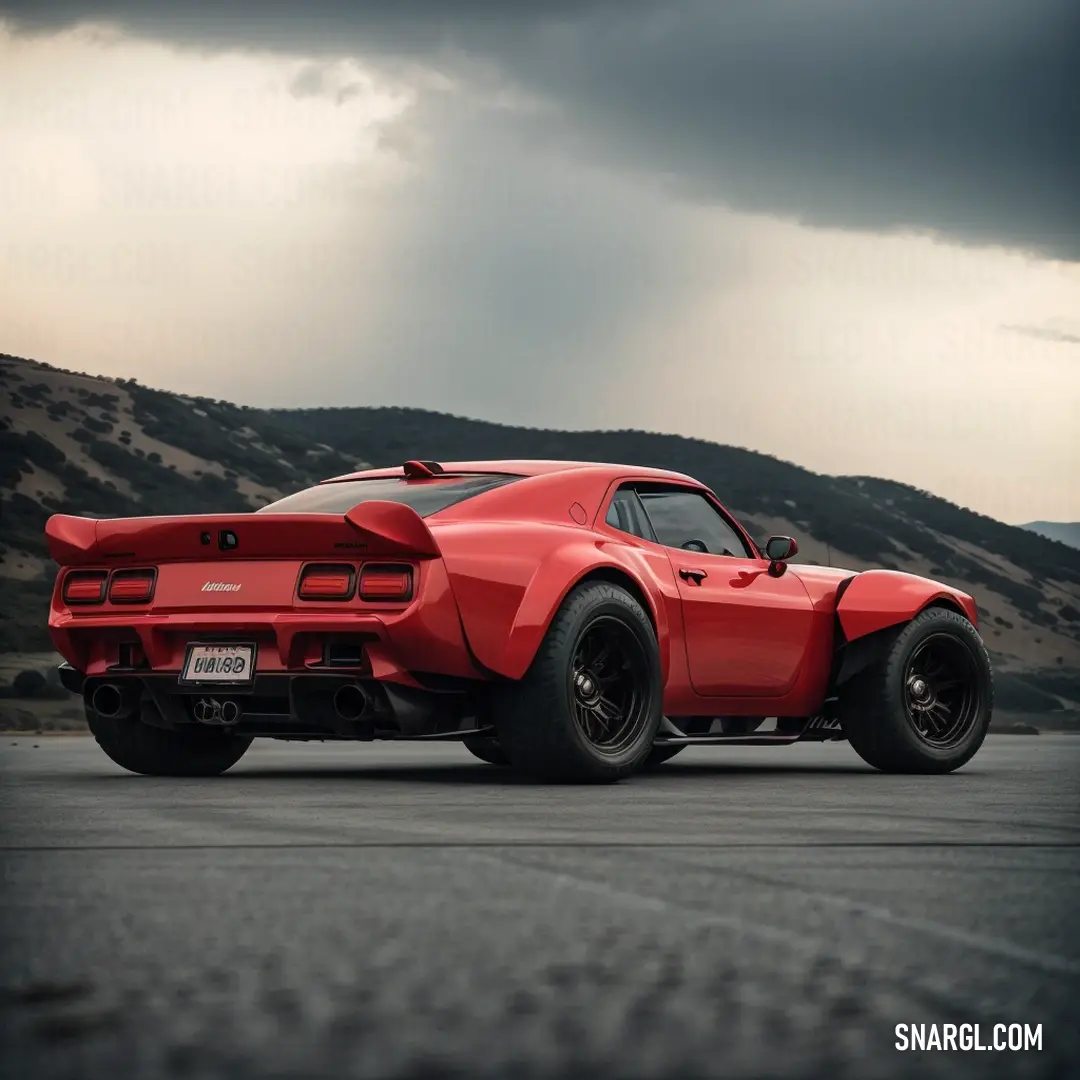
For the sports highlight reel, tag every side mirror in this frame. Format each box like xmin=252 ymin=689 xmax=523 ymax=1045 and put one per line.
xmin=764 ymin=535 xmax=798 ymax=562
xmin=680 ymin=538 xmax=709 ymax=553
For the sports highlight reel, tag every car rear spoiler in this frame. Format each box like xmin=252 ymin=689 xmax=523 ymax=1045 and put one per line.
xmin=45 ymin=500 xmax=441 ymax=566
xmin=343 ymin=501 xmax=440 ymax=558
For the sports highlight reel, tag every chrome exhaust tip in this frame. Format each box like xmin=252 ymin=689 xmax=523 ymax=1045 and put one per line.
xmin=193 ymin=698 xmax=241 ymax=725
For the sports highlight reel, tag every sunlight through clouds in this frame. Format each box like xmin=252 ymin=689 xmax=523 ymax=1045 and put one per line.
xmin=0 ymin=19 xmax=415 ymax=403
xmin=0 ymin=22 xmax=413 ymax=216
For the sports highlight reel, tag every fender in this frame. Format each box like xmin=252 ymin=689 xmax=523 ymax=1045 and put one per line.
xmin=434 ymin=522 xmax=670 ymax=681
xmin=836 ymin=569 xmax=978 ymax=643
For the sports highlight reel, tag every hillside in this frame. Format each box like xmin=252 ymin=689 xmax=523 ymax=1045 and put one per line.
xmin=2 ymin=352 xmax=1079 ymax=717
xmin=1 ymin=354 xmax=370 ymax=652
xmin=1021 ymin=521 xmax=1080 ymax=551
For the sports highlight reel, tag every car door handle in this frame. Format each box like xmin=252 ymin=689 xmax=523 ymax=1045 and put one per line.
xmin=679 ymin=568 xmax=707 ymax=584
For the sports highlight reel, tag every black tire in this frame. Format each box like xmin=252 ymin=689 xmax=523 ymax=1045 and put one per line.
xmin=838 ymin=607 xmax=993 ymax=774
xmin=642 ymin=743 xmax=686 ymax=768
xmin=462 ymin=736 xmax=510 ymax=767
xmin=495 ymin=581 xmax=663 ymax=782
xmin=86 ymin=700 xmax=252 ymax=777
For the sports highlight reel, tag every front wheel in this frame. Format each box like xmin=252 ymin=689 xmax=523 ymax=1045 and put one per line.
xmin=87 ymin=700 xmax=252 ymax=777
xmin=839 ymin=607 xmax=993 ymax=774
xmin=495 ymin=581 xmax=662 ymax=782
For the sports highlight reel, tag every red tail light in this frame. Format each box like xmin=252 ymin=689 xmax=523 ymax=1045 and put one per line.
xmin=359 ymin=564 xmax=413 ymax=602
xmin=298 ymin=564 xmax=355 ymax=601
xmin=63 ymin=570 xmax=107 ymax=605
xmin=109 ymin=569 xmax=156 ymax=604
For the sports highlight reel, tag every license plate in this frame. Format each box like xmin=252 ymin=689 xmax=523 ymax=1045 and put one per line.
xmin=180 ymin=643 xmax=256 ymax=686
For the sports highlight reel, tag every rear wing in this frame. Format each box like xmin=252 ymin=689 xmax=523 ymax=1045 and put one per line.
xmin=45 ymin=500 xmax=441 ymax=567
xmin=343 ymin=501 xmax=440 ymax=558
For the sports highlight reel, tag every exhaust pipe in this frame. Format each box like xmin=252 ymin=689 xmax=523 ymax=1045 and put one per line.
xmin=333 ymin=683 xmax=372 ymax=723
xmin=193 ymin=698 xmax=242 ymax=725
xmin=89 ymin=682 xmax=137 ymax=719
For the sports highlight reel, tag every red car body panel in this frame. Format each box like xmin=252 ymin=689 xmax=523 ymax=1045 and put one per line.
xmin=44 ymin=459 xmax=980 ymax=723
xmin=48 ymin=562 xmax=479 ymax=687
xmin=345 ymin=500 xmax=441 ymax=558
xmin=836 ymin=569 xmax=978 ymax=640
xmin=668 ymin=552 xmax=814 ymax=697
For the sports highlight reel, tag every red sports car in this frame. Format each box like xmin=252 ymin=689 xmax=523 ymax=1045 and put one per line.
xmin=46 ymin=459 xmax=994 ymax=781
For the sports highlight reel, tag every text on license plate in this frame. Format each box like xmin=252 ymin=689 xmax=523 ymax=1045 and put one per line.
xmin=181 ymin=643 xmax=255 ymax=684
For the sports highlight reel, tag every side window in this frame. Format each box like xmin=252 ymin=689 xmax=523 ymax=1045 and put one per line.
xmin=605 ymin=490 xmax=632 ymax=532
xmin=604 ymin=487 xmax=656 ymax=541
xmin=637 ymin=488 xmax=752 ymax=557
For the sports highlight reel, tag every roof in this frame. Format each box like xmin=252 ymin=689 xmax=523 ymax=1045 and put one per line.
xmin=322 ymin=459 xmax=699 ymax=485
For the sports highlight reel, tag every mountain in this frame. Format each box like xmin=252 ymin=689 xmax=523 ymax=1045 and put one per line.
xmin=3 ymin=352 xmax=1079 ymax=718
xmin=1021 ymin=521 xmax=1080 ymax=551
xmin=1 ymin=354 xmax=370 ymax=654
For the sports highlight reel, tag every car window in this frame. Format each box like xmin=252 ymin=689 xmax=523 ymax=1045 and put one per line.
xmin=257 ymin=474 xmax=520 ymax=517
xmin=605 ymin=495 xmax=630 ymax=532
xmin=637 ymin=488 xmax=752 ymax=557
xmin=604 ymin=487 xmax=656 ymax=541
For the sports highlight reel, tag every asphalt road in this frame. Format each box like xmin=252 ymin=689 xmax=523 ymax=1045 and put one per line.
xmin=1 ymin=735 xmax=1077 ymax=1080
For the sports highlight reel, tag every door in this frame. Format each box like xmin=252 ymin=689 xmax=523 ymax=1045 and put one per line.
xmin=636 ymin=486 xmax=815 ymax=697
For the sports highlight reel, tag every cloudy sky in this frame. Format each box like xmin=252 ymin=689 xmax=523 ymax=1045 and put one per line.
xmin=1 ymin=1 xmax=1078 ymax=524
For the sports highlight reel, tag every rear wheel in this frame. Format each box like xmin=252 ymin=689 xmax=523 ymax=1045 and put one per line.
xmin=839 ymin=607 xmax=993 ymax=774
xmin=462 ymin=736 xmax=509 ymax=767
xmin=496 ymin=581 xmax=662 ymax=782
xmin=87 ymin=700 xmax=252 ymax=777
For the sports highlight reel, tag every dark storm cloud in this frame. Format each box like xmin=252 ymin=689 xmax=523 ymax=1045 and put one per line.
xmin=304 ymin=92 xmax=710 ymax=426
xmin=2 ymin=0 xmax=1078 ymax=259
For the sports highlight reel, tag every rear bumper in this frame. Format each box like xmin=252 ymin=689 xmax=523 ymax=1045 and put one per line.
xmin=77 ymin=668 xmax=491 ymax=741
xmin=48 ymin=597 xmax=484 ymax=687
xmin=58 ymin=662 xmax=86 ymax=695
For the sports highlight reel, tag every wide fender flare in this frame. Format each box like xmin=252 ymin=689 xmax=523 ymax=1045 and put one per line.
xmin=500 ymin=544 xmax=671 ymax=681
xmin=836 ymin=569 xmax=978 ymax=643
xmin=441 ymin=528 xmax=670 ymax=681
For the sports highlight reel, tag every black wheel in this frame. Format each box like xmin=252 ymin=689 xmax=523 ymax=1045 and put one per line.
xmin=462 ymin=736 xmax=510 ymax=767
xmin=495 ymin=581 xmax=662 ymax=782
xmin=642 ymin=743 xmax=686 ymax=768
xmin=838 ymin=607 xmax=993 ymax=774
xmin=86 ymin=699 xmax=252 ymax=777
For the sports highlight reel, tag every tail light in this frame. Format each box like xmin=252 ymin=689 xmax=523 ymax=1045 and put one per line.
xmin=108 ymin=569 xmax=156 ymax=604
xmin=63 ymin=570 xmax=108 ymax=605
xmin=359 ymin=564 xmax=413 ymax=602
xmin=298 ymin=564 xmax=355 ymax=601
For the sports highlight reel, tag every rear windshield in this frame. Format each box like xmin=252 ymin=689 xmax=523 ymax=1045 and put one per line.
xmin=256 ymin=474 xmax=520 ymax=517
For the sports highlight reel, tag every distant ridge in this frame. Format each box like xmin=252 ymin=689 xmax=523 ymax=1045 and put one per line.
xmin=2 ymin=352 xmax=1079 ymax=719
xmin=1020 ymin=521 xmax=1080 ymax=551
